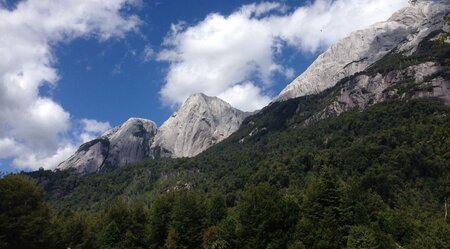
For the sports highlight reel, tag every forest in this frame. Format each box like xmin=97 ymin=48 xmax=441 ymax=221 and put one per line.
xmin=1 ymin=99 xmax=449 ymax=249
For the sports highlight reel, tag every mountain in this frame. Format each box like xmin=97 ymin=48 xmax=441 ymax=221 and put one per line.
xmin=58 ymin=94 xmax=248 ymax=173
xmin=51 ymin=0 xmax=449 ymax=185
xmin=152 ymin=93 xmax=249 ymax=158
xmin=21 ymin=2 xmax=450 ymax=248
xmin=57 ymin=118 xmax=157 ymax=174
xmin=44 ymin=0 xmax=450 ymax=205
xmin=278 ymin=1 xmax=450 ymax=101
xmin=56 ymin=2 xmax=449 ymax=174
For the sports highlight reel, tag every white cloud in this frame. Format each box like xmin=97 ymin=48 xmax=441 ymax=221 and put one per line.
xmin=217 ymin=83 xmax=272 ymax=112
xmin=81 ymin=119 xmax=111 ymax=134
xmin=0 ymin=0 xmax=139 ymax=170
xmin=158 ymin=0 xmax=408 ymax=111
xmin=79 ymin=119 xmax=111 ymax=143
xmin=12 ymin=143 xmax=78 ymax=170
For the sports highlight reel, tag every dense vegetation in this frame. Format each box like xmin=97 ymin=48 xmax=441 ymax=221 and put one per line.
xmin=1 ymin=99 xmax=447 ymax=249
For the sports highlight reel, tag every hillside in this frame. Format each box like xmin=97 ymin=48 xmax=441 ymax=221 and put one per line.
xmin=21 ymin=98 xmax=450 ymax=249
xmin=18 ymin=23 xmax=450 ymax=248
xmin=31 ymin=98 xmax=450 ymax=208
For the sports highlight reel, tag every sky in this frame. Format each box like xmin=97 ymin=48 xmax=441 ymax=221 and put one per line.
xmin=0 ymin=0 xmax=410 ymax=172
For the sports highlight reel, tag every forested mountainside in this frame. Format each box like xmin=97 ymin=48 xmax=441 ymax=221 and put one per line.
xmin=1 ymin=3 xmax=449 ymax=249
xmin=27 ymin=29 xmax=450 ymax=211
xmin=4 ymin=98 xmax=449 ymax=249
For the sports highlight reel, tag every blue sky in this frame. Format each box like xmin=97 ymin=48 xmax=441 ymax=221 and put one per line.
xmin=52 ymin=0 xmax=316 ymax=126
xmin=0 ymin=0 xmax=409 ymax=172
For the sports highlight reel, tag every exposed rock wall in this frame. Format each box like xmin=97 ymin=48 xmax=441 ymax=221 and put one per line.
xmin=152 ymin=93 xmax=249 ymax=158
xmin=57 ymin=118 xmax=157 ymax=174
xmin=277 ymin=1 xmax=450 ymax=101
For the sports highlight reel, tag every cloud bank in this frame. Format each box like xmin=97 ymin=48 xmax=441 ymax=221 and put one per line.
xmin=0 ymin=0 xmax=138 ymax=170
xmin=158 ymin=0 xmax=408 ymax=112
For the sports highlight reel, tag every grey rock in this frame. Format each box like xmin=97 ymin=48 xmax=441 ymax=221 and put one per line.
xmin=152 ymin=93 xmax=249 ymax=158
xmin=277 ymin=1 xmax=450 ymax=101
xmin=57 ymin=118 xmax=157 ymax=174
xmin=300 ymin=62 xmax=450 ymax=127
xmin=58 ymin=94 xmax=249 ymax=173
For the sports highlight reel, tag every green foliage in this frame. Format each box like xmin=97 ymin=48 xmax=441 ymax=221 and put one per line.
xmin=295 ymin=168 xmax=343 ymax=249
xmin=234 ymin=183 xmax=299 ymax=249
xmin=21 ymin=97 xmax=450 ymax=249
xmin=168 ymin=191 xmax=206 ymax=249
xmin=103 ymin=221 xmax=121 ymax=248
xmin=0 ymin=175 xmax=51 ymax=249
xmin=52 ymin=212 xmax=100 ymax=249
xmin=205 ymin=192 xmax=227 ymax=226
xmin=147 ymin=194 xmax=174 ymax=248
xmin=346 ymin=225 xmax=380 ymax=249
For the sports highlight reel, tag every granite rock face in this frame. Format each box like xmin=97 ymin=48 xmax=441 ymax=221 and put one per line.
xmin=57 ymin=94 xmax=249 ymax=173
xmin=152 ymin=93 xmax=249 ymax=158
xmin=300 ymin=62 xmax=450 ymax=128
xmin=57 ymin=118 xmax=157 ymax=174
xmin=277 ymin=1 xmax=450 ymax=101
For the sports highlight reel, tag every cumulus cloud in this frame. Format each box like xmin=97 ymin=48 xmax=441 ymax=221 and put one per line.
xmin=79 ymin=119 xmax=111 ymax=143
xmin=0 ymin=0 xmax=138 ymax=170
xmin=217 ymin=83 xmax=272 ymax=112
xmin=158 ymin=0 xmax=408 ymax=111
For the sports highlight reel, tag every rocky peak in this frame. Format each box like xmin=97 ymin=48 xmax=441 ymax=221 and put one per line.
xmin=277 ymin=1 xmax=450 ymax=101
xmin=57 ymin=118 xmax=157 ymax=174
xmin=152 ymin=93 xmax=249 ymax=158
xmin=57 ymin=94 xmax=249 ymax=173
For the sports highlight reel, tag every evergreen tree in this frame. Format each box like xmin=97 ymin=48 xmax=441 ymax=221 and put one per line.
xmin=296 ymin=168 xmax=343 ymax=249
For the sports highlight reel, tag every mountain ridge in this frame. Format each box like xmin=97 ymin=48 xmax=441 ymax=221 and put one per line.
xmin=57 ymin=93 xmax=248 ymax=173
xmin=56 ymin=1 xmax=449 ymax=174
xmin=277 ymin=0 xmax=450 ymax=101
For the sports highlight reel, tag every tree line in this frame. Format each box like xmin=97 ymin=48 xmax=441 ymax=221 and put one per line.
xmin=1 ymin=171 xmax=449 ymax=249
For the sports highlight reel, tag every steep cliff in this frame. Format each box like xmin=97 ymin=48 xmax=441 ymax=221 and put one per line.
xmin=278 ymin=1 xmax=450 ymax=101
xmin=57 ymin=118 xmax=157 ymax=174
xmin=152 ymin=93 xmax=249 ymax=158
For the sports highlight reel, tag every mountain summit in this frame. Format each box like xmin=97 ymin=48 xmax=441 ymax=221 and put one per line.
xmin=277 ymin=1 xmax=450 ymax=101
xmin=57 ymin=94 xmax=248 ymax=173
xmin=58 ymin=118 xmax=157 ymax=174
xmin=152 ymin=93 xmax=249 ymax=158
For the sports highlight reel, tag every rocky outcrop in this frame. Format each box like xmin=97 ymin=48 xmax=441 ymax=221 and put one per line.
xmin=277 ymin=1 xmax=450 ymax=101
xmin=300 ymin=62 xmax=450 ymax=128
xmin=152 ymin=93 xmax=249 ymax=158
xmin=57 ymin=118 xmax=157 ymax=174
xmin=58 ymin=94 xmax=249 ymax=173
